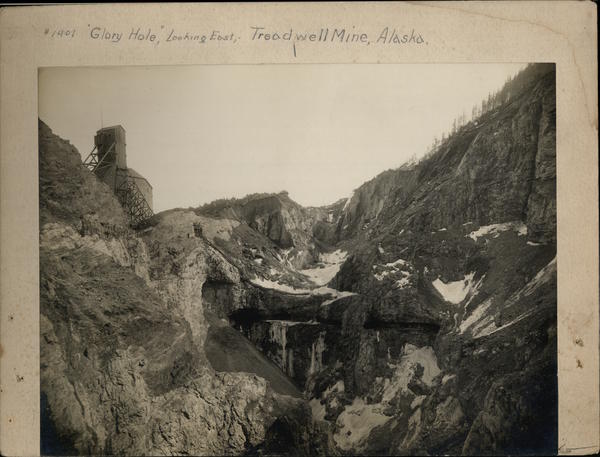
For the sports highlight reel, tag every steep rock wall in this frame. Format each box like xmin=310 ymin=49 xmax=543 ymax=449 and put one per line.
xmin=39 ymin=123 xmax=332 ymax=456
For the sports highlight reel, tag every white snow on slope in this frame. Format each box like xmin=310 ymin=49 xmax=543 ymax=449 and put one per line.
xmin=432 ymin=272 xmax=480 ymax=304
xmin=475 ymin=309 xmax=536 ymax=338
xmin=442 ymin=374 xmax=456 ymax=385
xmin=312 ymin=286 xmax=355 ymax=298
xmin=334 ymin=398 xmax=390 ymax=451
xmin=373 ymin=258 xmax=411 ymax=282
xmin=342 ymin=191 xmax=355 ymax=211
xmin=522 ymin=256 xmax=556 ymax=296
xmin=394 ymin=276 xmax=411 ymax=289
xmin=311 ymin=380 xmax=345 ymax=423
xmin=300 ymin=249 xmax=348 ymax=286
xmin=385 ymin=259 xmax=408 ymax=268
xmin=472 ymin=257 xmax=556 ymax=339
xmin=300 ymin=264 xmax=343 ymax=286
xmin=310 ymin=398 xmax=327 ymax=422
xmin=411 ymin=395 xmax=426 ymax=409
xmin=251 ymin=277 xmax=356 ymax=303
xmin=383 ymin=345 xmax=440 ymax=400
xmin=467 ymin=221 xmax=528 ymax=241
xmin=250 ymin=277 xmax=311 ymax=294
xmin=320 ymin=249 xmax=348 ymax=264
xmin=320 ymin=291 xmax=357 ymax=307
xmin=459 ymin=298 xmax=493 ymax=334
xmin=333 ymin=344 xmax=440 ymax=451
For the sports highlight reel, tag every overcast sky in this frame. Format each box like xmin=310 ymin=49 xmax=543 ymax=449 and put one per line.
xmin=39 ymin=64 xmax=525 ymax=212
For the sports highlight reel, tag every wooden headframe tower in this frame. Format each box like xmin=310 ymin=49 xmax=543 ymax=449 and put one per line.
xmin=83 ymin=125 xmax=154 ymax=227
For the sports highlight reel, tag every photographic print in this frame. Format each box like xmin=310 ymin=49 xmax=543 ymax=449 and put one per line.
xmin=38 ymin=63 xmax=557 ymax=455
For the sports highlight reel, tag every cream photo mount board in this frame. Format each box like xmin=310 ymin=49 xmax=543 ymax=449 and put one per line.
xmin=0 ymin=2 xmax=598 ymax=456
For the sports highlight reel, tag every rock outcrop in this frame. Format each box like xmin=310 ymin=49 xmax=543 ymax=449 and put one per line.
xmin=39 ymin=121 xmax=334 ymax=456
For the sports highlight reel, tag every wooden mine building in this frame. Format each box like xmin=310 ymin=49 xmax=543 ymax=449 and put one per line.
xmin=83 ymin=125 xmax=153 ymax=226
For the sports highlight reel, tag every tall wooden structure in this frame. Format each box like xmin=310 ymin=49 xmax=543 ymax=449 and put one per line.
xmin=83 ymin=125 xmax=153 ymax=227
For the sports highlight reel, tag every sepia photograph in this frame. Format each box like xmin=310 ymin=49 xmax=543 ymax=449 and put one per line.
xmin=38 ymin=63 xmax=557 ymax=455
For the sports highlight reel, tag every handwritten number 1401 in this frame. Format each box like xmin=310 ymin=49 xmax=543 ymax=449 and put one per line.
xmin=44 ymin=28 xmax=76 ymax=38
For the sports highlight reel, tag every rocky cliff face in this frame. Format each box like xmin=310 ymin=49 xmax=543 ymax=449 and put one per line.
xmin=39 ymin=121 xmax=335 ymax=456
xmin=40 ymin=64 xmax=556 ymax=455
xmin=196 ymin=191 xmax=332 ymax=266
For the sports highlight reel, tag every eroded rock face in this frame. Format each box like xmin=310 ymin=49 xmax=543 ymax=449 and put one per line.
xmin=39 ymin=123 xmax=333 ymax=456
xmin=40 ymin=220 xmax=329 ymax=455
xmin=196 ymin=191 xmax=329 ymax=257
xmin=39 ymin=120 xmax=127 ymax=230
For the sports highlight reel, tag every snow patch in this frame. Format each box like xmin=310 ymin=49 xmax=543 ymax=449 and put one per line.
xmin=411 ymin=395 xmax=426 ymax=409
xmin=342 ymin=192 xmax=355 ymax=211
xmin=442 ymin=374 xmax=456 ymax=384
xmin=523 ymin=256 xmax=556 ymax=295
xmin=433 ymin=272 xmax=479 ymax=304
xmin=384 ymin=258 xmax=408 ymax=268
xmin=311 ymin=380 xmax=345 ymax=423
xmin=383 ymin=345 xmax=440 ymax=403
xmin=326 ymin=380 xmax=345 ymax=396
xmin=250 ymin=277 xmax=311 ymax=294
xmin=310 ymin=398 xmax=327 ymax=422
xmin=320 ymin=249 xmax=348 ymax=264
xmin=300 ymin=249 xmax=348 ymax=286
xmin=251 ymin=275 xmax=355 ymax=299
xmin=466 ymin=221 xmax=528 ymax=241
xmin=472 ymin=258 xmax=556 ymax=339
xmin=334 ymin=398 xmax=391 ymax=451
xmin=333 ymin=344 xmax=439 ymax=451
xmin=394 ymin=276 xmax=411 ymax=289
xmin=475 ymin=309 xmax=536 ymax=338
xmin=470 ymin=315 xmax=496 ymax=337
xmin=459 ymin=298 xmax=493 ymax=334
xmin=373 ymin=258 xmax=411 ymax=283
xmin=320 ymin=291 xmax=356 ymax=307
xmin=312 ymin=287 xmax=356 ymax=298
xmin=300 ymin=264 xmax=343 ymax=286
